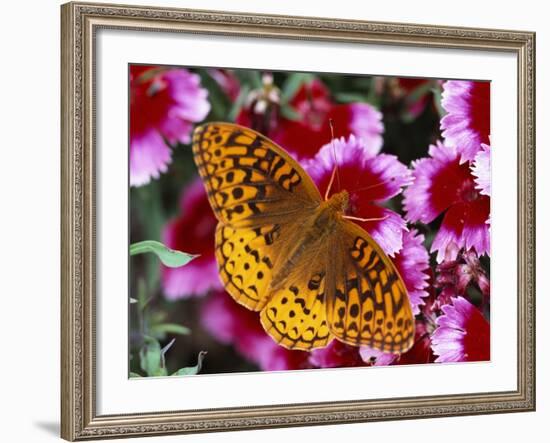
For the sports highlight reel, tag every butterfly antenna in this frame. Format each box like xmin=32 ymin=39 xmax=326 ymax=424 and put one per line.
xmin=353 ymin=178 xmax=396 ymax=195
xmin=324 ymin=118 xmax=341 ymax=201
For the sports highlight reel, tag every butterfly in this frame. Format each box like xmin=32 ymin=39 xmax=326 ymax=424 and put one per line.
xmin=192 ymin=122 xmax=414 ymax=354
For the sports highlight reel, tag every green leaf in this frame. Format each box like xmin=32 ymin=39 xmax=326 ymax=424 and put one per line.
xmin=171 ymin=351 xmax=207 ymax=376
xmin=136 ymin=278 xmax=151 ymax=312
xmin=199 ymin=69 xmax=232 ymax=121
xmin=334 ymin=92 xmax=369 ymax=104
xmin=160 ymin=338 xmax=176 ymax=361
xmin=281 ymin=73 xmax=314 ymax=103
xmin=139 ymin=336 xmax=167 ymax=377
xmin=399 ymin=81 xmax=438 ymax=123
xmin=228 ymin=84 xmax=250 ymax=122
xmin=248 ymin=71 xmax=263 ymax=89
xmin=365 ymin=80 xmax=381 ymax=108
xmin=150 ymin=323 xmax=191 ymax=338
xmin=130 ymin=240 xmax=198 ymax=268
xmin=405 ymin=81 xmax=433 ymax=105
xmin=233 ymin=70 xmax=262 ymax=89
xmin=129 ymin=372 xmax=142 ymax=378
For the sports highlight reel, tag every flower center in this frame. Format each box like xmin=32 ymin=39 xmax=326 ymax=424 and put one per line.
xmin=302 ymin=91 xmax=330 ymax=129
xmin=457 ymin=178 xmax=480 ymax=203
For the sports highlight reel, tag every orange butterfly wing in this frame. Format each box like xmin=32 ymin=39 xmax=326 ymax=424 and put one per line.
xmin=192 ymin=122 xmax=321 ymax=227
xmin=325 ymin=219 xmax=414 ymax=353
xmin=193 ymin=123 xmax=321 ymax=311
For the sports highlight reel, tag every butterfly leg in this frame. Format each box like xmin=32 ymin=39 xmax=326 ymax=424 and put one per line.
xmin=343 ymin=214 xmax=389 ymax=223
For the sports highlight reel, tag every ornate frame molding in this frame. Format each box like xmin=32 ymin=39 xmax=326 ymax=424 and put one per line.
xmin=61 ymin=2 xmax=535 ymax=440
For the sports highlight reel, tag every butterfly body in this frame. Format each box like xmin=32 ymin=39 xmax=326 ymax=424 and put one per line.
xmin=271 ymin=190 xmax=349 ymax=291
xmin=192 ymin=122 xmax=414 ymax=354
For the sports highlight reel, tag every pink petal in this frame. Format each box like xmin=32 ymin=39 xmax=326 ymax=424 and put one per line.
xmin=130 ymin=129 xmax=172 ymax=187
xmin=431 ymin=296 xmax=490 ymax=363
xmin=307 ymin=136 xmax=411 ymax=202
xmin=361 ymin=153 xmax=413 ymax=202
xmin=431 ymin=199 xmax=490 ymax=263
xmin=355 ymin=205 xmax=407 ymax=257
xmin=359 ymin=346 xmax=398 ymax=366
xmin=440 ymin=80 xmax=490 ymax=163
xmin=163 ymin=70 xmax=211 ymax=122
xmin=404 ymin=142 xmax=459 ymax=223
xmin=347 ymin=103 xmax=384 ymax=156
xmin=472 ymin=143 xmax=491 ymax=196
xmin=393 ymin=230 xmax=430 ymax=315
xmin=159 ymin=114 xmax=195 ymax=145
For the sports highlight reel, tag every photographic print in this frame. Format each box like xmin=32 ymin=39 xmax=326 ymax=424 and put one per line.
xmin=61 ymin=5 xmax=535 ymax=438
xmin=128 ymin=65 xmax=491 ymax=377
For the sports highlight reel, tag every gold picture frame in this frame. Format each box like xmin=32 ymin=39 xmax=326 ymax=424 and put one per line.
xmin=61 ymin=1 xmax=536 ymax=440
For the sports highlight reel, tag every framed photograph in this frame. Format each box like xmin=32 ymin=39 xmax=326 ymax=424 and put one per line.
xmin=61 ymin=1 xmax=536 ymax=440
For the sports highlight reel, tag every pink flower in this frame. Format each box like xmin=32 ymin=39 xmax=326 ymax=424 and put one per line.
xmin=201 ymin=292 xmax=311 ymax=371
xmin=130 ymin=65 xmax=210 ymax=186
xmin=237 ymin=78 xmax=383 ymax=160
xmin=440 ymin=80 xmax=490 ymax=163
xmin=161 ymin=179 xmax=221 ymax=299
xmin=472 ymin=143 xmax=491 ymax=196
xmin=431 ymin=296 xmax=490 ymax=362
xmin=403 ymin=142 xmax=490 ymax=262
xmin=306 ymin=135 xmax=412 ymax=256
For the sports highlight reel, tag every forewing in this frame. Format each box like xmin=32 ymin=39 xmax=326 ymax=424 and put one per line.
xmin=192 ymin=122 xmax=321 ymax=228
xmin=326 ymin=219 xmax=414 ymax=354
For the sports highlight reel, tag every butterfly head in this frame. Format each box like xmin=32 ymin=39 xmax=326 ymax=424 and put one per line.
xmin=326 ymin=190 xmax=350 ymax=214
